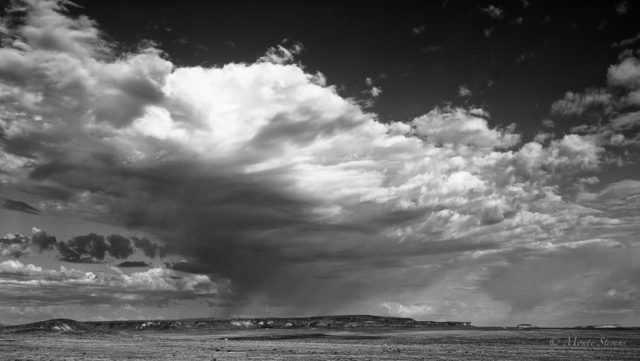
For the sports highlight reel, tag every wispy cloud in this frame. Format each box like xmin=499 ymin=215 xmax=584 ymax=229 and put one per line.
xmin=258 ymin=40 xmax=304 ymax=65
xmin=612 ymin=32 xmax=640 ymax=48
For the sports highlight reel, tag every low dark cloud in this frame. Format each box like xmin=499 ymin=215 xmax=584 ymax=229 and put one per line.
xmin=168 ymin=261 xmax=213 ymax=274
xmin=57 ymin=233 xmax=109 ymax=262
xmin=0 ymin=197 xmax=40 ymax=215
xmin=132 ymin=237 xmax=160 ymax=258
xmin=56 ymin=233 xmax=160 ymax=262
xmin=1 ymin=227 xmax=161 ymax=262
xmin=106 ymin=234 xmax=134 ymax=259
xmin=117 ymin=261 xmax=150 ymax=267
xmin=31 ymin=230 xmax=57 ymax=251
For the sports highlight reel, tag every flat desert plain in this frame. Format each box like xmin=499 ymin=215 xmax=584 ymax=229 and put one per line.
xmin=1 ymin=328 xmax=639 ymax=360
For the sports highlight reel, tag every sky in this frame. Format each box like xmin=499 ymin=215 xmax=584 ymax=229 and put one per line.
xmin=0 ymin=0 xmax=639 ymax=327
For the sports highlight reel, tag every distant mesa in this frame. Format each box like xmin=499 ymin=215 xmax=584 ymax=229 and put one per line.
xmin=1 ymin=319 xmax=86 ymax=333
xmin=1 ymin=315 xmax=473 ymax=333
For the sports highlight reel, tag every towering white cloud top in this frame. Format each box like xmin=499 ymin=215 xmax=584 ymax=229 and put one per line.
xmin=0 ymin=0 xmax=638 ymax=325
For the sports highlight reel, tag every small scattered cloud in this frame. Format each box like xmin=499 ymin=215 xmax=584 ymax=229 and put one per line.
xmin=481 ymin=5 xmax=504 ymax=20
xmin=616 ymin=1 xmax=632 ymax=15
xmin=412 ymin=25 xmax=426 ymax=35
xmin=420 ymin=45 xmax=442 ymax=53
xmin=542 ymin=119 xmax=555 ymax=128
xmin=362 ymin=77 xmax=383 ymax=104
xmin=533 ymin=132 xmax=553 ymax=144
xmin=458 ymin=84 xmax=472 ymax=97
xmin=516 ymin=50 xmax=536 ymax=63
xmin=551 ymin=89 xmax=613 ymax=117
xmin=484 ymin=28 xmax=494 ymax=38
xmin=607 ymin=57 xmax=640 ymax=89
xmin=550 ymin=56 xmax=640 ymax=149
xmin=258 ymin=40 xmax=304 ymax=65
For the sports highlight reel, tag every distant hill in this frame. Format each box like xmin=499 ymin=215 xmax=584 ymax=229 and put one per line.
xmin=0 ymin=315 xmax=473 ymax=333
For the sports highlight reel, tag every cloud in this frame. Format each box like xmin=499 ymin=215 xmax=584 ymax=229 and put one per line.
xmin=612 ymin=32 xmax=640 ymax=48
xmin=258 ymin=40 xmax=304 ymax=65
xmin=551 ymin=89 xmax=613 ymax=117
xmin=132 ymin=237 xmax=160 ymax=258
xmin=379 ymin=301 xmax=434 ymax=318
xmin=57 ymin=233 xmax=108 ymax=262
xmin=607 ymin=57 xmax=640 ymax=89
xmin=551 ymin=56 xmax=640 ymax=148
xmin=117 ymin=261 xmax=149 ymax=268
xmin=0 ymin=225 xmax=159 ymax=261
xmin=598 ymin=179 xmax=640 ymax=199
xmin=516 ymin=50 xmax=535 ymax=63
xmin=616 ymin=1 xmax=632 ymax=15
xmin=106 ymin=234 xmax=134 ymax=259
xmin=412 ymin=25 xmax=426 ymax=35
xmin=411 ymin=107 xmax=519 ymax=149
xmin=369 ymin=86 xmax=382 ymax=97
xmin=0 ymin=259 xmax=227 ymax=305
xmin=542 ymin=119 xmax=555 ymax=128
xmin=363 ymin=77 xmax=382 ymax=100
xmin=457 ymin=84 xmax=472 ymax=97
xmin=480 ymin=5 xmax=504 ymax=20
xmin=31 ymin=228 xmax=57 ymax=250
xmin=0 ymin=0 xmax=638 ymax=324
xmin=0 ymin=228 xmax=56 ymax=257
xmin=0 ymin=197 xmax=40 ymax=214
xmin=0 ymin=233 xmax=30 ymax=257
xmin=56 ymin=233 xmax=155 ymax=262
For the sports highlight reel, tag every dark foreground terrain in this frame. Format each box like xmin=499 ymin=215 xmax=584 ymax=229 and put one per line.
xmin=1 ymin=317 xmax=639 ymax=360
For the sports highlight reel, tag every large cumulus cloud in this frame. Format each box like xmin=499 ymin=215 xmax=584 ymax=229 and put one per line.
xmin=0 ymin=0 xmax=638 ymax=324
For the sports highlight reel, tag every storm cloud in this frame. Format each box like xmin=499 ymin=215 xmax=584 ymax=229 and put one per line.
xmin=0 ymin=0 xmax=639 ymax=325
xmin=0 ymin=227 xmax=160 ymax=263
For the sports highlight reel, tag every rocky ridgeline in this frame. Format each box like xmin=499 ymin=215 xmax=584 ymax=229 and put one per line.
xmin=1 ymin=315 xmax=472 ymax=333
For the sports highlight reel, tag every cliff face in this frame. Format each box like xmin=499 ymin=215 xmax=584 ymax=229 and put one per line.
xmin=1 ymin=315 xmax=472 ymax=333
